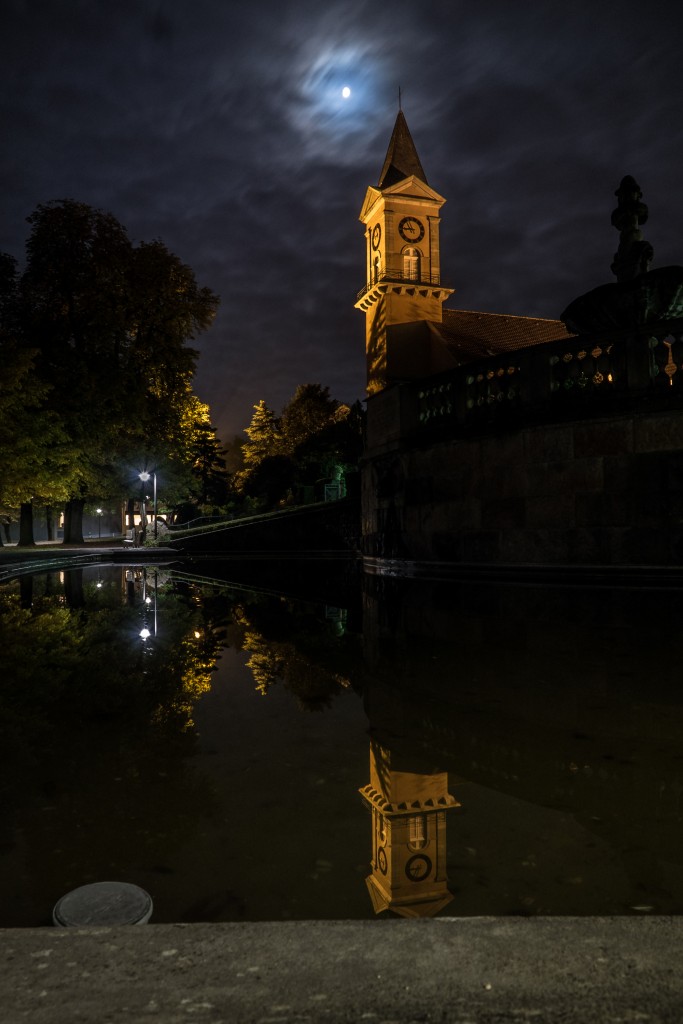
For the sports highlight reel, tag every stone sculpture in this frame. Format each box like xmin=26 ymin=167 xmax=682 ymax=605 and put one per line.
xmin=560 ymin=177 xmax=683 ymax=334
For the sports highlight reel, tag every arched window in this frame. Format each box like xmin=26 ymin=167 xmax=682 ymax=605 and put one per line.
xmin=403 ymin=247 xmax=420 ymax=281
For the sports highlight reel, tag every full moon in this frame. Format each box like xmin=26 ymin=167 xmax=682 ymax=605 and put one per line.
xmin=342 ymin=86 xmax=351 ymax=98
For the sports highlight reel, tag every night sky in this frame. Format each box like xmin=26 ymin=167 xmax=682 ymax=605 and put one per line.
xmin=2 ymin=0 xmax=682 ymax=444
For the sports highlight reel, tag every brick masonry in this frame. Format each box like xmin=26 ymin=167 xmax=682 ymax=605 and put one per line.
xmin=362 ymin=406 xmax=683 ymax=565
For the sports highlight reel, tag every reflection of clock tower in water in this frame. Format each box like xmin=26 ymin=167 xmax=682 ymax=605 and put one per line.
xmin=355 ymin=109 xmax=454 ymax=394
xmin=359 ymin=740 xmax=460 ymax=917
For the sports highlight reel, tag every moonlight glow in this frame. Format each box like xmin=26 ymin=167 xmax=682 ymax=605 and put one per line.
xmin=342 ymin=86 xmax=351 ymax=98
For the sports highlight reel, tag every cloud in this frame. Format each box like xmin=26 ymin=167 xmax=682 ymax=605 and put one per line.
xmin=1 ymin=0 xmax=682 ymax=443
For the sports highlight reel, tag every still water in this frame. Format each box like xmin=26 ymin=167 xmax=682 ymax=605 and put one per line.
xmin=1 ymin=558 xmax=682 ymax=925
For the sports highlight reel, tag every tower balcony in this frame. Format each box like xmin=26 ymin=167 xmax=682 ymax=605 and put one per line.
xmin=355 ymin=271 xmax=453 ymax=312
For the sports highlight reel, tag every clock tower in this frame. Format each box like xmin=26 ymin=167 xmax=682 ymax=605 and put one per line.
xmin=355 ymin=110 xmax=454 ymax=394
xmin=359 ymin=740 xmax=460 ymax=918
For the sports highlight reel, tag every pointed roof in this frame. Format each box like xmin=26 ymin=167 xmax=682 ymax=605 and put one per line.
xmin=377 ymin=110 xmax=428 ymax=189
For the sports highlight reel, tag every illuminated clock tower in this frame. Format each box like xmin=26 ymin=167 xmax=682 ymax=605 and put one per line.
xmin=355 ymin=110 xmax=454 ymax=394
xmin=359 ymin=740 xmax=460 ymax=918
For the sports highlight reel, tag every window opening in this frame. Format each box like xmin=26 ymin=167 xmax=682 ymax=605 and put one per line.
xmin=403 ymin=247 xmax=420 ymax=281
xmin=408 ymin=813 xmax=427 ymax=850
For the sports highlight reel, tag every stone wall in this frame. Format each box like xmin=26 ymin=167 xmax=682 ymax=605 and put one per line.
xmin=362 ymin=406 xmax=683 ymax=565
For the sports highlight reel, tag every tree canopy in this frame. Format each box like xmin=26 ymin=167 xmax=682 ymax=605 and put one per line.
xmin=235 ymin=384 xmax=364 ymax=509
xmin=0 ymin=199 xmax=224 ymax=542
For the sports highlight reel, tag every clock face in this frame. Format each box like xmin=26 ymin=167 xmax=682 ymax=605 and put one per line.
xmin=398 ymin=217 xmax=425 ymax=243
xmin=377 ymin=847 xmax=388 ymax=875
xmin=371 ymin=224 xmax=382 ymax=250
xmin=405 ymin=853 xmax=432 ymax=882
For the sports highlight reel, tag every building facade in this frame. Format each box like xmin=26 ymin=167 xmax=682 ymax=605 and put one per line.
xmin=358 ymin=113 xmax=683 ymax=571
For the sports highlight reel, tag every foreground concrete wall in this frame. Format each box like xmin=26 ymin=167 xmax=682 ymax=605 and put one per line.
xmin=3 ymin=918 xmax=683 ymax=1023
xmin=362 ymin=401 xmax=683 ymax=565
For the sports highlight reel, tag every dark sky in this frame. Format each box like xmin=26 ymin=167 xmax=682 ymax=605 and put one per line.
xmin=2 ymin=0 xmax=682 ymax=443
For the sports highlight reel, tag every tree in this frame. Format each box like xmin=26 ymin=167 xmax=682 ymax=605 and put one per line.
xmin=188 ymin=422 xmax=229 ymax=506
xmin=13 ymin=200 xmax=219 ymax=542
xmin=240 ymin=454 xmax=295 ymax=508
xmin=280 ymin=388 xmax=363 ymax=498
xmin=173 ymin=391 xmax=229 ymax=509
xmin=234 ymin=387 xmax=364 ymax=510
xmin=223 ymin=434 xmax=246 ymax=476
xmin=242 ymin=400 xmax=281 ymax=468
xmin=279 ymin=383 xmax=339 ymax=453
xmin=126 ymin=240 xmax=218 ymax=443
xmin=0 ymin=254 xmax=75 ymax=543
xmin=234 ymin=400 xmax=282 ymax=499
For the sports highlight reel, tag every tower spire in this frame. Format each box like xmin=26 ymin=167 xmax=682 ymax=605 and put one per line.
xmin=377 ymin=109 xmax=427 ymax=189
xmin=356 ymin=111 xmax=452 ymax=393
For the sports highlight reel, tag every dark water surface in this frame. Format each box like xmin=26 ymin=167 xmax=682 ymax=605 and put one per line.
xmin=1 ymin=559 xmax=682 ymax=924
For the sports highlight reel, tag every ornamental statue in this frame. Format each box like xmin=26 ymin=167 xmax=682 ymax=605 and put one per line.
xmin=610 ymin=175 xmax=654 ymax=282
xmin=560 ymin=176 xmax=683 ymax=333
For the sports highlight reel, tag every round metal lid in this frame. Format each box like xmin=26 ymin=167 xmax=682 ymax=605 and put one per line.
xmin=53 ymin=881 xmax=153 ymax=927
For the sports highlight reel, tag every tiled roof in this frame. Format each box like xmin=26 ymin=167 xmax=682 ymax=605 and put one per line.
xmin=434 ymin=308 xmax=572 ymax=364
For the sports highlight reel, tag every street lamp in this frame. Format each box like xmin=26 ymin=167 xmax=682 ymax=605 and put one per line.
xmin=96 ymin=508 xmax=103 ymax=540
xmin=138 ymin=471 xmax=158 ymax=540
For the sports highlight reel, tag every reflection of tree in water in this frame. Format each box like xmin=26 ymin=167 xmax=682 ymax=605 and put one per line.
xmin=0 ymin=573 xmax=222 ymax=746
xmin=230 ymin=598 xmax=361 ymax=710
xmin=7 ymin=720 xmax=220 ymax=926
xmin=0 ymin=570 xmax=363 ymax=923
xmin=0 ymin=572 xmax=225 ymax=925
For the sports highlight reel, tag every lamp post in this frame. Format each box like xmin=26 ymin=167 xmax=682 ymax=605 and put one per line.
xmin=138 ymin=471 xmax=158 ymax=540
xmin=96 ymin=508 xmax=103 ymax=540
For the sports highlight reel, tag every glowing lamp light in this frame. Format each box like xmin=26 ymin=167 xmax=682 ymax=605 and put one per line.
xmin=139 ymin=627 xmax=151 ymax=640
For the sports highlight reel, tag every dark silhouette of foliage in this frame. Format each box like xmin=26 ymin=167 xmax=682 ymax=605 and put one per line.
xmin=1 ymin=199 xmax=220 ymax=542
xmin=236 ymin=384 xmax=365 ymax=509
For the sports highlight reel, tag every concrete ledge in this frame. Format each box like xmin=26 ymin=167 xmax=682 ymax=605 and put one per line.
xmin=362 ymin=555 xmax=683 ymax=588
xmin=3 ymin=917 xmax=683 ymax=1023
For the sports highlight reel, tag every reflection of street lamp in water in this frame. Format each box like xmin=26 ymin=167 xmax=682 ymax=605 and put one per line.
xmin=139 ymin=567 xmax=158 ymax=640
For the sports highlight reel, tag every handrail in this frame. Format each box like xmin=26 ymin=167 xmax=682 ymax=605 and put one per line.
xmin=403 ymin=316 xmax=683 ymax=441
xmin=357 ymin=271 xmax=443 ymax=301
xmin=167 ymin=497 xmax=353 ymax=540
xmin=0 ymin=551 xmax=105 ymax=583
xmin=168 ymin=514 xmax=233 ymax=531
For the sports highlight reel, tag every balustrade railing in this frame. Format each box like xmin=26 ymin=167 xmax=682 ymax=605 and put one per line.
xmin=357 ymin=270 xmax=443 ymax=301
xmin=413 ymin=317 xmax=683 ymax=439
